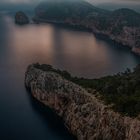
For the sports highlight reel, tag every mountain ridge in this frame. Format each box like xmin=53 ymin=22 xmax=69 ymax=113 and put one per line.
xmin=34 ymin=0 xmax=140 ymax=54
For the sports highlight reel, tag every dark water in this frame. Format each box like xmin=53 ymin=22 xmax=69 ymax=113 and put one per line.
xmin=0 ymin=13 xmax=140 ymax=140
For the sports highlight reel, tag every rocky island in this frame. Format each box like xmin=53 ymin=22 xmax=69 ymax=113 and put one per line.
xmin=25 ymin=64 xmax=140 ymax=140
xmin=34 ymin=0 xmax=140 ymax=55
xmin=15 ymin=11 xmax=29 ymax=25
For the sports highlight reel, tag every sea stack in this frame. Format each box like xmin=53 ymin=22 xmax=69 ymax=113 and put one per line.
xmin=15 ymin=11 xmax=29 ymax=25
xmin=25 ymin=63 xmax=140 ymax=140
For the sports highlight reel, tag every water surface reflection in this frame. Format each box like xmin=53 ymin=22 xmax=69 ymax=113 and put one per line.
xmin=0 ymin=14 xmax=140 ymax=140
xmin=6 ymin=16 xmax=140 ymax=78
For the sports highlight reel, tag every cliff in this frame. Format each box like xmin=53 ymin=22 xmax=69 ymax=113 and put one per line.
xmin=25 ymin=64 xmax=140 ymax=140
xmin=34 ymin=1 xmax=140 ymax=55
xmin=15 ymin=11 xmax=29 ymax=25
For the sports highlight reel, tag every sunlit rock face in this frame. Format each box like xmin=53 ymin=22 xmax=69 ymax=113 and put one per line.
xmin=15 ymin=11 xmax=29 ymax=25
xmin=25 ymin=64 xmax=140 ymax=140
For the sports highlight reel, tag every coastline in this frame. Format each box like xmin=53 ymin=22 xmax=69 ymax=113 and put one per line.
xmin=33 ymin=17 xmax=140 ymax=56
xmin=25 ymin=64 xmax=140 ymax=140
xmin=32 ymin=17 xmax=92 ymax=32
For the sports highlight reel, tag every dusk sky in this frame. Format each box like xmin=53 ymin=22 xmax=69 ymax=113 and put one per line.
xmin=0 ymin=0 xmax=139 ymax=12
xmin=0 ymin=0 xmax=139 ymax=4
xmin=88 ymin=0 xmax=140 ymax=3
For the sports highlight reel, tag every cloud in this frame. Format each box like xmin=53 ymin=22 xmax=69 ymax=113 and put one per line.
xmin=87 ymin=0 xmax=140 ymax=3
xmin=0 ymin=0 xmax=41 ymax=4
xmin=0 ymin=0 xmax=140 ymax=4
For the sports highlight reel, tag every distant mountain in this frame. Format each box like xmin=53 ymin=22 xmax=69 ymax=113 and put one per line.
xmin=34 ymin=0 xmax=140 ymax=55
xmin=34 ymin=0 xmax=108 ymax=21
xmin=96 ymin=3 xmax=140 ymax=13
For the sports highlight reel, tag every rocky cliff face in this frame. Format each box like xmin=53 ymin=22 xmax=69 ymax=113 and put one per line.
xmin=34 ymin=1 xmax=140 ymax=55
xmin=25 ymin=64 xmax=140 ymax=140
xmin=15 ymin=11 xmax=29 ymax=25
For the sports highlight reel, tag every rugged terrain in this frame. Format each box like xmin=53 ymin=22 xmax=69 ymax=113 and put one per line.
xmin=34 ymin=0 xmax=140 ymax=54
xmin=15 ymin=11 xmax=29 ymax=25
xmin=25 ymin=63 xmax=140 ymax=140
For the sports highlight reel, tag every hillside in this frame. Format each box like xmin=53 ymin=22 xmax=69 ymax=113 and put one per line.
xmin=34 ymin=0 xmax=140 ymax=54
xmin=72 ymin=66 xmax=140 ymax=117
xmin=34 ymin=0 xmax=108 ymax=21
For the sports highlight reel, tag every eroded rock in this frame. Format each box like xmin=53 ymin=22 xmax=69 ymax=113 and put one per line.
xmin=25 ymin=64 xmax=140 ymax=140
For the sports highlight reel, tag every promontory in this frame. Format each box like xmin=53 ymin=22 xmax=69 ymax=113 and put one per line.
xmin=25 ymin=64 xmax=140 ymax=140
xmin=33 ymin=0 xmax=140 ymax=55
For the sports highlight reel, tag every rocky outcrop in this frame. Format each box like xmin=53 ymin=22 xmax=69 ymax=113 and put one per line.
xmin=15 ymin=11 xmax=29 ymax=25
xmin=25 ymin=64 xmax=140 ymax=140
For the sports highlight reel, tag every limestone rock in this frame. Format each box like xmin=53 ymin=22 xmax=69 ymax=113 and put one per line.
xmin=25 ymin=64 xmax=140 ymax=140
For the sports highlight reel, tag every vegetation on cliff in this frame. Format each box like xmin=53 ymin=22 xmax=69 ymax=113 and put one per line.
xmin=34 ymin=63 xmax=140 ymax=117
xmin=72 ymin=66 xmax=140 ymax=117
xmin=25 ymin=63 xmax=140 ymax=140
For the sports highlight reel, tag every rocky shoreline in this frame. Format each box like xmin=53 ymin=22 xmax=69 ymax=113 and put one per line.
xmin=33 ymin=17 xmax=140 ymax=55
xmin=25 ymin=64 xmax=140 ymax=140
xmin=34 ymin=0 xmax=140 ymax=55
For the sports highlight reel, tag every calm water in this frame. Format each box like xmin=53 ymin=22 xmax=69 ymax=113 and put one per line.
xmin=0 ymin=14 xmax=140 ymax=140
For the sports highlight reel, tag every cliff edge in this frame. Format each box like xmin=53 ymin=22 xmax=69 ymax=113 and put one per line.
xmin=25 ymin=64 xmax=140 ymax=140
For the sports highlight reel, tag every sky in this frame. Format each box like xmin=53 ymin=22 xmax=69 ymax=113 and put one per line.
xmin=0 ymin=0 xmax=139 ymax=4
xmin=87 ymin=0 xmax=140 ymax=5
xmin=0 ymin=0 xmax=139 ymax=12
